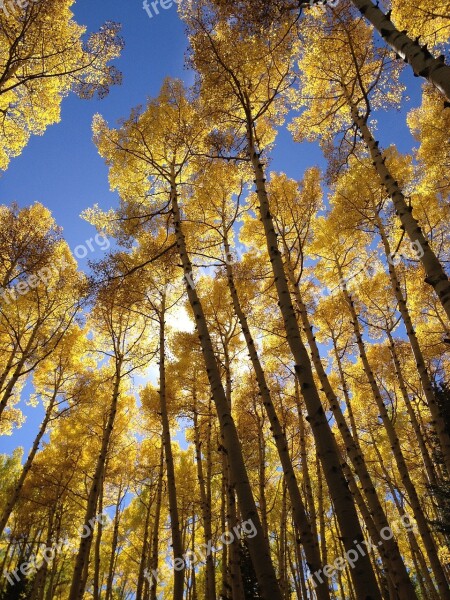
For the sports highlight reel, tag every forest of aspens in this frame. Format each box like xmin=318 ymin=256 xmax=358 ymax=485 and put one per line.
xmin=0 ymin=0 xmax=450 ymax=599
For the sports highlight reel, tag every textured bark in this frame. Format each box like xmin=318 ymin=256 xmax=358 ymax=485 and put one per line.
xmin=105 ymin=486 xmax=124 ymax=600
xmin=222 ymin=232 xmax=329 ymax=599
xmin=157 ymin=296 xmax=185 ymax=600
xmin=136 ymin=490 xmax=153 ymax=600
xmin=296 ymin=395 xmax=318 ymax=542
xmin=340 ymin=276 xmax=450 ymax=599
xmin=284 ymin=253 xmax=417 ymax=598
xmin=375 ymin=212 xmax=450 ymax=475
xmin=350 ymin=104 xmax=450 ymax=322
xmin=248 ymin=132 xmax=381 ymax=600
xmin=68 ymin=358 xmax=122 ymax=600
xmin=170 ymin=175 xmax=283 ymax=600
xmin=372 ymin=436 xmax=441 ymax=600
xmin=149 ymin=445 xmax=164 ymax=600
xmin=92 ymin=472 xmax=104 ymax=600
xmin=193 ymin=398 xmax=216 ymax=600
xmin=350 ymin=0 xmax=450 ymax=101
xmin=223 ymin=344 xmax=246 ymax=600
xmin=387 ymin=330 xmax=440 ymax=489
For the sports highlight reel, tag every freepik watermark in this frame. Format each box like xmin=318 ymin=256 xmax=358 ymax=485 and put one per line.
xmin=310 ymin=514 xmax=417 ymax=589
xmin=142 ymin=0 xmax=177 ymax=19
xmin=0 ymin=233 xmax=110 ymax=305
xmin=144 ymin=518 xmax=257 ymax=585
xmin=324 ymin=238 xmax=425 ymax=298
xmin=3 ymin=512 xmax=111 ymax=587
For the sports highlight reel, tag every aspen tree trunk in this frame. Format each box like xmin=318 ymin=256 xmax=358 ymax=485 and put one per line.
xmin=30 ymin=511 xmax=55 ymax=600
xmin=350 ymin=103 xmax=450 ymax=322
xmin=339 ymin=276 xmax=450 ymax=599
xmin=387 ymin=330 xmax=440 ymax=488
xmin=105 ymin=485 xmax=124 ymax=600
xmin=256 ymin=414 xmax=269 ymax=539
xmin=371 ymin=434 xmax=441 ymax=600
xmin=157 ymin=295 xmax=185 ymax=600
xmin=375 ymin=213 xmax=450 ymax=474
xmin=349 ymin=0 xmax=450 ymax=101
xmin=170 ymin=175 xmax=283 ymax=600
xmin=284 ymin=252 xmax=417 ymax=598
xmin=222 ymin=232 xmax=329 ymax=598
xmin=278 ymin=481 xmax=288 ymax=599
xmin=342 ymin=461 xmax=397 ymax=598
xmin=193 ymin=397 xmax=217 ymax=600
xmin=220 ymin=456 xmax=231 ymax=600
xmin=0 ymin=383 xmax=59 ymax=536
xmin=93 ymin=472 xmax=104 ymax=600
xmin=149 ymin=445 xmax=164 ymax=600
xmin=68 ymin=357 xmax=122 ymax=600
xmin=316 ymin=455 xmax=327 ymax=568
xmin=287 ymin=544 xmax=302 ymax=600
xmin=223 ymin=346 xmax=246 ymax=600
xmin=297 ymin=395 xmax=318 ymax=541
xmin=295 ymin=539 xmax=309 ymax=600
xmin=136 ymin=491 xmax=153 ymax=600
xmin=247 ymin=131 xmax=382 ymax=600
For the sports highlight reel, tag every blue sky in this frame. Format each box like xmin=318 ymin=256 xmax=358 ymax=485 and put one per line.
xmin=0 ymin=0 xmax=423 ymax=457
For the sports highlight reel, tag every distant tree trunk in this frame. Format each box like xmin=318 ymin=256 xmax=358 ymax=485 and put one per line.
xmin=223 ymin=345 xmax=246 ymax=600
xmin=371 ymin=434 xmax=441 ymax=600
xmin=248 ymin=129 xmax=381 ymax=600
xmin=92 ymin=471 xmax=105 ymax=600
xmin=284 ymin=250 xmax=417 ymax=598
xmin=136 ymin=487 xmax=153 ymax=600
xmin=387 ymin=330 xmax=440 ymax=489
xmin=105 ymin=484 xmax=125 ymax=600
xmin=193 ymin=392 xmax=216 ymax=600
xmin=157 ymin=293 xmax=185 ymax=600
xmin=339 ymin=273 xmax=450 ymax=599
xmin=375 ymin=212 xmax=450 ymax=474
xmin=148 ymin=444 xmax=164 ymax=600
xmin=170 ymin=171 xmax=283 ymax=600
xmin=68 ymin=357 xmax=123 ymax=600
xmin=222 ymin=231 xmax=328 ymax=598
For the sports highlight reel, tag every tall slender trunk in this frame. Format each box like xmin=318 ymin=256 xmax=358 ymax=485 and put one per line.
xmin=350 ymin=103 xmax=450 ymax=321
xmin=136 ymin=490 xmax=153 ymax=600
xmin=297 ymin=394 xmax=318 ymax=542
xmin=349 ymin=0 xmax=450 ymax=101
xmin=0 ymin=383 xmax=59 ymax=536
xmin=375 ymin=212 xmax=450 ymax=474
xmin=68 ymin=358 xmax=123 ymax=600
xmin=283 ymin=250 xmax=417 ymax=598
xmin=223 ymin=345 xmax=246 ymax=600
xmin=193 ymin=394 xmax=216 ymax=600
xmin=339 ymin=274 xmax=450 ymax=599
xmin=387 ymin=330 xmax=439 ymax=489
xmin=170 ymin=174 xmax=283 ymax=600
xmin=222 ymin=230 xmax=328 ymax=599
xmin=92 ymin=471 xmax=104 ymax=600
xmin=371 ymin=433 xmax=441 ymax=600
xmin=149 ymin=444 xmax=164 ymax=600
xmin=247 ymin=129 xmax=381 ymax=600
xmin=105 ymin=485 xmax=124 ymax=600
xmin=158 ymin=295 xmax=185 ymax=600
